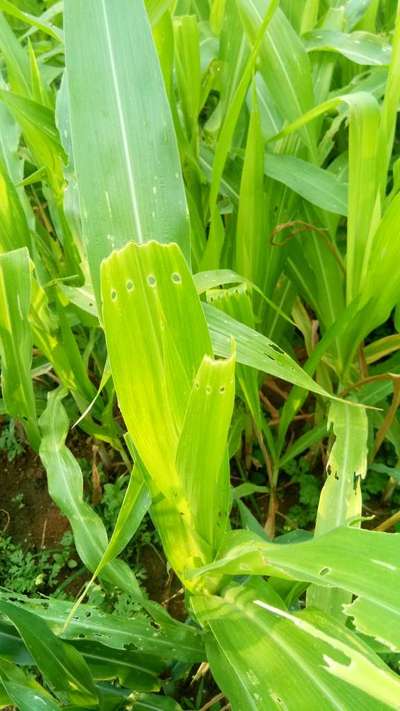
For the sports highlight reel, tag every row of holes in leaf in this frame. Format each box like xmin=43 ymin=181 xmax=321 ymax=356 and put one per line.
xmin=110 ymin=272 xmax=182 ymax=300
xmin=194 ymin=380 xmax=232 ymax=395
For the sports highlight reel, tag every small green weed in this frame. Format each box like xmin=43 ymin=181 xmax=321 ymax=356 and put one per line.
xmin=0 ymin=532 xmax=76 ymax=595
xmin=0 ymin=419 xmax=24 ymax=462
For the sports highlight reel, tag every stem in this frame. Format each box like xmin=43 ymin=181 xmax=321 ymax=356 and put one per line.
xmin=339 ymin=373 xmax=398 ymax=398
xmin=370 ymin=378 xmax=400 ymax=462
xmin=264 ymin=485 xmax=278 ymax=539
xmin=374 ymin=510 xmax=400 ymax=532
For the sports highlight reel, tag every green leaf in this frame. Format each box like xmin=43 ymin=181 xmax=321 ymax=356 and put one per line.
xmin=206 ymin=284 xmax=262 ymax=425
xmin=359 ymin=192 xmax=400 ymax=332
xmin=235 ymin=85 xmax=266 ymax=289
xmin=192 ymin=578 xmax=397 ymax=709
xmin=64 ymin=0 xmax=190 ymax=303
xmin=377 ymin=3 xmax=400 ymax=189
xmin=176 ymin=350 xmax=235 ymax=551
xmin=207 ymin=0 xmax=279 ymax=217
xmin=314 ymin=402 xmax=368 ymax=534
xmin=191 ymin=526 xmax=400 ymax=650
xmin=65 ymin=461 xmax=152 ymax=629
xmin=134 ymin=694 xmax=182 ymax=710
xmin=204 ymin=302 xmax=334 ymax=398
xmin=71 ymin=640 xmax=163 ymax=692
xmin=29 ymin=280 xmax=96 ymax=405
xmin=345 ymin=0 xmax=378 ymax=30
xmin=0 ymin=12 xmax=30 ymax=96
xmin=0 ymin=90 xmax=66 ymax=195
xmin=0 ymin=593 xmax=204 ymax=664
xmin=345 ymin=93 xmax=381 ymax=304
xmin=265 ymin=153 xmax=348 ymax=215
xmin=0 ymin=247 xmax=39 ymax=449
xmin=308 ymin=401 xmax=368 ymax=616
xmin=39 ymin=388 xmax=143 ymax=597
xmin=102 ymin=242 xmax=211 ymax=499
xmin=0 ymin=0 xmax=63 ymax=41
xmin=267 ymin=91 xmax=381 ymax=304
xmin=238 ymin=0 xmax=318 ymax=159
xmin=0 ymin=157 xmax=32 ymax=253
xmin=0 ymin=661 xmax=60 ymax=711
xmin=173 ymin=14 xmax=201 ymax=143
xmin=146 ymin=0 xmax=175 ymax=26
xmin=304 ymin=30 xmax=392 ymax=65
xmin=96 ymin=470 xmax=151 ymax=573
xmin=194 ymin=268 xmax=249 ymax=294
xmin=102 ymin=241 xmax=224 ymax=575
xmin=0 ymin=600 xmax=98 ymax=707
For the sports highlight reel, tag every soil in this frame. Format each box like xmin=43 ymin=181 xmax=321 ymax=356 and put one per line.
xmin=0 ymin=428 xmax=94 ymax=549
xmin=0 ymin=434 xmax=186 ymax=616
xmin=139 ymin=545 xmax=186 ymax=619
xmin=0 ymin=448 xmax=68 ymax=549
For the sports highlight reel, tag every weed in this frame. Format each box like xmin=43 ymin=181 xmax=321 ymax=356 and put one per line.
xmin=0 ymin=419 xmax=24 ymax=462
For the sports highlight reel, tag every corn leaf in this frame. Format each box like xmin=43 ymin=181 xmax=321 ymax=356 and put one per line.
xmin=191 ymin=526 xmax=400 ymax=651
xmin=304 ymin=30 xmax=392 ymax=65
xmin=264 ymin=153 xmax=348 ymax=215
xmin=267 ymin=91 xmax=381 ymax=303
xmin=39 ymin=388 xmax=143 ymax=598
xmin=102 ymin=241 xmax=224 ymax=575
xmin=207 ymin=0 xmax=278 ymax=218
xmin=174 ymin=15 xmax=201 ymax=143
xmin=176 ymin=351 xmax=235 ymax=550
xmin=0 ymin=12 xmax=30 ymax=96
xmin=315 ymin=402 xmax=368 ymax=536
xmin=236 ymin=86 xmax=266 ymax=289
xmin=204 ymin=303 xmax=333 ymax=398
xmin=0 ymin=662 xmax=60 ymax=711
xmin=238 ymin=0 xmax=318 ymax=159
xmin=0 ymin=600 xmax=98 ymax=707
xmin=3 ymin=593 xmax=205 ymax=665
xmin=192 ymin=578 xmax=397 ymax=710
xmin=0 ymin=90 xmax=65 ymax=196
xmin=102 ymin=241 xmax=211 ymax=500
xmin=308 ymin=401 xmax=368 ymax=617
xmin=94 ymin=470 xmax=151 ymax=575
xmin=206 ymin=285 xmax=262 ymax=426
xmin=64 ymin=0 xmax=190 ymax=303
xmin=0 ymin=247 xmax=39 ymax=449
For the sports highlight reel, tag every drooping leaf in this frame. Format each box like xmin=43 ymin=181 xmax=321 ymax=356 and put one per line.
xmin=0 ymin=593 xmax=204 ymax=664
xmin=265 ymin=153 xmax=348 ymax=216
xmin=39 ymin=388 xmax=143 ymax=597
xmin=304 ymin=30 xmax=392 ymax=66
xmin=191 ymin=526 xmax=400 ymax=650
xmin=204 ymin=302 xmax=334 ymax=398
xmin=267 ymin=91 xmax=381 ymax=304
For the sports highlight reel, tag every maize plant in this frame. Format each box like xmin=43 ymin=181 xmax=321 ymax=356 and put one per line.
xmin=0 ymin=0 xmax=399 ymax=709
